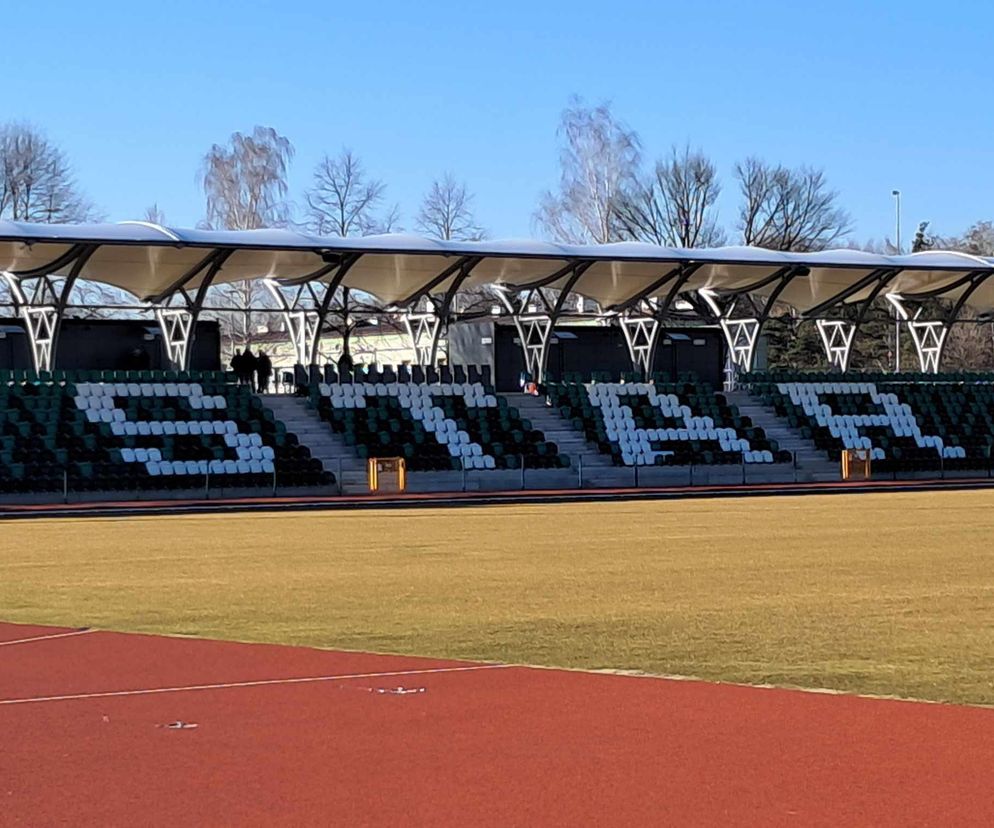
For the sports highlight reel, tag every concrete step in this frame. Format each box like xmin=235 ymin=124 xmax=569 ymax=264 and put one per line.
xmin=504 ymin=392 xmax=613 ymax=469
xmin=725 ymin=390 xmax=839 ymax=478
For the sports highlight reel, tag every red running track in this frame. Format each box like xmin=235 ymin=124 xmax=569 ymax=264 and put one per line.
xmin=2 ymin=622 xmax=993 ymax=827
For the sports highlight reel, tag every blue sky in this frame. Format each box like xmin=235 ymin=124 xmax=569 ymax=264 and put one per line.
xmin=2 ymin=0 xmax=991 ymax=246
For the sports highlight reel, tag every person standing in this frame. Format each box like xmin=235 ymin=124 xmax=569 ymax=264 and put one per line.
xmin=243 ymin=349 xmax=259 ymax=392
xmin=231 ymin=349 xmax=246 ymax=385
xmin=256 ymin=351 xmax=273 ymax=394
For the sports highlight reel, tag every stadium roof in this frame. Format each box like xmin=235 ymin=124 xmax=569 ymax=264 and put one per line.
xmin=1 ymin=220 xmax=993 ymax=315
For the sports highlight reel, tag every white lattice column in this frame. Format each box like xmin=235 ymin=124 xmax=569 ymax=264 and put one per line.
xmin=402 ymin=311 xmax=443 ymax=366
xmin=265 ymin=279 xmax=322 ymax=366
xmin=3 ymin=272 xmax=61 ymax=373
xmin=816 ymin=319 xmax=857 ymax=372
xmin=619 ymin=315 xmax=660 ymax=377
xmin=155 ymin=307 xmax=195 ymax=370
xmin=698 ymin=289 xmax=763 ymax=389
xmin=886 ymin=294 xmax=949 ymax=374
xmin=907 ymin=321 xmax=948 ymax=373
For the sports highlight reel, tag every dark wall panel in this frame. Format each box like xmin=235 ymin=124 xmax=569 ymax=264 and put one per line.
xmin=0 ymin=318 xmax=221 ymax=371
xmin=447 ymin=320 xmax=726 ymax=391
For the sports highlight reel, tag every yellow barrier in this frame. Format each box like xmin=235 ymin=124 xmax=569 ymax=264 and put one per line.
xmin=841 ymin=448 xmax=872 ymax=481
xmin=368 ymin=457 xmax=407 ymax=493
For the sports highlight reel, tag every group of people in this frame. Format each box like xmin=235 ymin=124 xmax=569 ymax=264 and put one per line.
xmin=231 ymin=348 xmax=273 ymax=393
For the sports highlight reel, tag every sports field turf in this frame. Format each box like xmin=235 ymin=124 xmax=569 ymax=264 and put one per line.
xmin=2 ymin=490 xmax=993 ymax=705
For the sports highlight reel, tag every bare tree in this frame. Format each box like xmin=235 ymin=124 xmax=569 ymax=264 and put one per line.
xmin=201 ymin=126 xmax=293 ymax=231
xmin=943 ymin=220 xmax=994 ymax=257
xmin=736 ymin=157 xmax=851 ymax=251
xmin=143 ymin=203 xmax=166 ymax=225
xmin=305 ymin=149 xmax=398 ymax=237
xmin=534 ymin=98 xmax=641 ymax=244
xmin=0 ymin=122 xmax=99 ymax=223
xmin=200 ymin=126 xmax=294 ymax=351
xmin=416 ymin=173 xmax=486 ymax=241
xmin=613 ymin=146 xmax=726 ymax=247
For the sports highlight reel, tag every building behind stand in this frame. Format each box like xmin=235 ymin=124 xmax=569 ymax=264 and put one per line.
xmin=446 ymin=319 xmax=726 ymax=390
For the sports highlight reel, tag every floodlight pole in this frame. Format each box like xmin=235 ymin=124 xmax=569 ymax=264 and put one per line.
xmin=892 ymin=189 xmax=902 ymax=372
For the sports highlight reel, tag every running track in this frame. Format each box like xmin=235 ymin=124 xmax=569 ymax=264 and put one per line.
xmin=2 ymin=622 xmax=993 ymax=826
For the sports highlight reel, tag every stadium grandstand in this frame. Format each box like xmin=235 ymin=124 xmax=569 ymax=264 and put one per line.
xmin=3 ymin=219 xmax=994 ymax=499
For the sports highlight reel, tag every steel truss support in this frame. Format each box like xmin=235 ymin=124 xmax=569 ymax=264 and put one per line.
xmin=619 ymin=307 xmax=661 ymax=378
xmin=699 ymin=290 xmax=761 ymax=387
xmin=805 ymin=268 xmax=900 ymax=373
xmin=396 ymin=257 xmax=482 ymax=367
xmin=149 ymin=249 xmax=233 ymax=370
xmin=264 ymin=254 xmax=362 ymax=366
xmin=886 ymin=295 xmax=949 ymax=373
xmin=816 ymin=319 xmax=858 ymax=372
xmin=2 ymin=243 xmax=98 ymax=372
xmin=697 ymin=267 xmax=802 ymax=388
xmin=609 ymin=263 xmax=706 ymax=377
xmin=401 ymin=304 xmax=443 ymax=366
xmin=496 ymin=261 xmax=593 ymax=383
xmin=886 ymin=271 xmax=992 ymax=374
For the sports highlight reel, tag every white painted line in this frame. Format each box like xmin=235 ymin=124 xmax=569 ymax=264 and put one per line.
xmin=0 ymin=629 xmax=95 ymax=648
xmin=0 ymin=663 xmax=511 ymax=706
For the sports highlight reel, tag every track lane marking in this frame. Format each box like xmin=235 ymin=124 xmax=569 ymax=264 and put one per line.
xmin=0 ymin=629 xmax=95 ymax=648
xmin=0 ymin=662 xmax=511 ymax=706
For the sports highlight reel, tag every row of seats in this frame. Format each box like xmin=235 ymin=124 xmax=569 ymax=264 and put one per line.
xmin=752 ymin=381 xmax=988 ymax=470
xmin=0 ymin=378 xmax=332 ymax=493
xmin=320 ymin=382 xmax=499 ymax=409
xmin=312 ymin=382 xmax=567 ymax=471
xmin=1 ymin=369 xmax=235 ymax=383
xmin=75 ymin=382 xmax=214 ymax=398
xmin=300 ymin=363 xmax=493 ymax=386
xmin=549 ymin=381 xmax=787 ymax=467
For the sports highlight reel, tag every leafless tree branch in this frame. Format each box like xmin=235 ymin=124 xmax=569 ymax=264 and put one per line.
xmin=0 ymin=122 xmax=101 ymax=223
xmin=416 ymin=173 xmax=486 ymax=241
xmin=305 ymin=149 xmax=397 ymax=237
xmin=613 ymin=145 xmax=726 ymax=247
xmin=736 ymin=157 xmax=851 ymax=251
xmin=534 ymin=97 xmax=641 ymax=244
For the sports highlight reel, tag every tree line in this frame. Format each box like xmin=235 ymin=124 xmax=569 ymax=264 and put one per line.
xmin=1 ymin=103 xmax=992 ymax=369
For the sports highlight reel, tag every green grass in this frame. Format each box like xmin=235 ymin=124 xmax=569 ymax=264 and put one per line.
xmin=3 ymin=490 xmax=994 ymax=704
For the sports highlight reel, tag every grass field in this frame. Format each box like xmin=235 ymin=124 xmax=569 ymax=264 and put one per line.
xmin=3 ymin=490 xmax=994 ymax=705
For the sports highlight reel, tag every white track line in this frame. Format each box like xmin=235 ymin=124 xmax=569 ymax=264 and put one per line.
xmin=0 ymin=629 xmax=95 ymax=648
xmin=0 ymin=663 xmax=511 ymax=707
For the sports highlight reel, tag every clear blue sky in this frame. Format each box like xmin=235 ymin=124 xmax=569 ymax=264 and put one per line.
xmin=3 ymin=0 xmax=991 ymax=246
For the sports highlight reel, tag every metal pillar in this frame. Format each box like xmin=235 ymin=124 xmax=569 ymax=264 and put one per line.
xmin=265 ymin=279 xmax=321 ymax=366
xmin=496 ymin=261 xmax=593 ymax=384
xmin=263 ymin=253 xmax=361 ymax=367
xmin=149 ymin=249 xmax=232 ymax=370
xmin=803 ymin=268 xmax=901 ymax=374
xmin=1 ymin=244 xmax=98 ymax=373
xmin=816 ymin=319 xmax=857 ymax=372
xmin=395 ymin=256 xmax=482 ymax=368
xmin=885 ymin=273 xmax=992 ymax=374
xmin=608 ymin=263 xmax=707 ymax=378
xmin=401 ymin=308 xmax=443 ymax=366
xmin=698 ymin=289 xmax=761 ymax=385
xmin=696 ymin=267 xmax=804 ymax=381
xmin=619 ymin=313 xmax=661 ymax=377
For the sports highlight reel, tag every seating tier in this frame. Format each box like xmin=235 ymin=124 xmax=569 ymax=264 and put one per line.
xmin=751 ymin=379 xmax=994 ymax=472
xmin=0 ymin=377 xmax=331 ymax=493
xmin=548 ymin=381 xmax=789 ymax=467
xmin=313 ymin=382 xmax=567 ymax=471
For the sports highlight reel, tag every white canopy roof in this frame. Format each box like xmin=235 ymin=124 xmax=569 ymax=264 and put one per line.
xmin=1 ymin=220 xmax=992 ymax=315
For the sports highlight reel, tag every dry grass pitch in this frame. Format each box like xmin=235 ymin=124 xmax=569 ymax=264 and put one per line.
xmin=3 ymin=490 xmax=994 ymax=705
